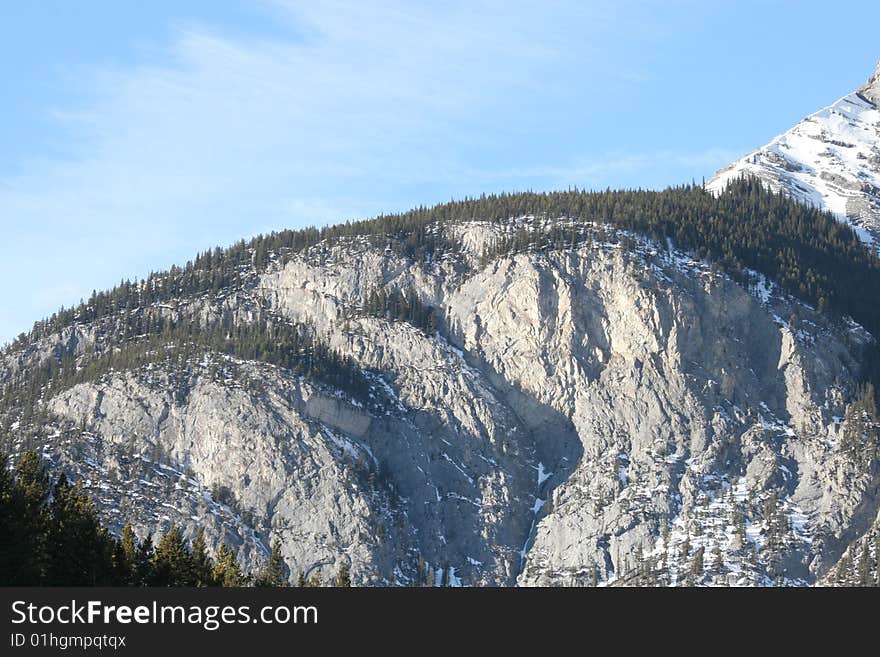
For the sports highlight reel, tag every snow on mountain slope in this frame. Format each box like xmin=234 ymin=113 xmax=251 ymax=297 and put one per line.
xmin=8 ymin=219 xmax=879 ymax=586
xmin=708 ymin=60 xmax=880 ymax=246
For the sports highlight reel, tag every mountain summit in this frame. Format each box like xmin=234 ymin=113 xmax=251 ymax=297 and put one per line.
xmin=708 ymin=58 xmax=880 ymax=245
xmin=859 ymin=59 xmax=880 ymax=105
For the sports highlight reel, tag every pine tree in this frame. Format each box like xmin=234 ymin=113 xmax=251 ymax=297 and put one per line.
xmin=416 ymin=556 xmax=427 ymax=587
xmin=15 ymin=451 xmax=49 ymax=511
xmin=135 ymin=533 xmax=155 ymax=585
xmin=153 ymin=526 xmax=193 ymax=586
xmin=120 ymin=523 xmax=138 ymax=585
xmin=712 ymin=546 xmax=724 ymax=575
xmin=212 ymin=543 xmax=246 ymax=587
xmin=190 ymin=528 xmax=215 ymax=586
xmin=0 ymin=453 xmax=21 ymax=583
xmin=121 ymin=523 xmax=137 ymax=563
xmin=334 ymin=562 xmax=352 ymax=587
xmin=46 ymin=474 xmax=116 ymax=585
xmin=9 ymin=451 xmax=50 ymax=584
xmin=690 ymin=547 xmax=705 ymax=585
xmin=836 ymin=552 xmax=853 ymax=586
xmin=110 ymin=538 xmax=129 ymax=585
xmin=634 ymin=544 xmax=645 ymax=586
xmin=874 ymin=533 xmax=880 ymax=588
xmin=254 ymin=539 xmax=287 ymax=587
xmin=858 ymin=540 xmax=871 ymax=587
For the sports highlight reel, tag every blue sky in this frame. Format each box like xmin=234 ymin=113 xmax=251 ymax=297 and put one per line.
xmin=2 ymin=0 xmax=879 ymax=345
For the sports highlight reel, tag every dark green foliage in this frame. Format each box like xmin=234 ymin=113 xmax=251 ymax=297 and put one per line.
xmin=334 ymin=562 xmax=352 ymax=587
xmin=0 ymin=453 xmax=22 ymax=581
xmin=0 ymin=452 xmax=117 ymax=585
xmin=477 ymin=179 xmax=880 ymax=346
xmin=4 ymin=177 xmax=880 ymax=589
xmin=152 ymin=525 xmax=195 ymax=586
xmin=46 ymin=474 xmax=118 ymax=585
xmin=6 ymin=177 xmax=880 ymax=390
xmin=293 ymin=567 xmax=323 ymax=587
xmin=212 ymin=543 xmax=247 ymax=587
xmin=3 ymin=177 xmax=872 ymax=342
xmin=0 ymin=313 xmax=371 ymax=428
xmin=0 ymin=450 xmax=286 ymax=587
xmin=120 ymin=523 xmax=139 ymax=586
xmin=362 ymin=287 xmax=438 ymax=334
xmin=15 ymin=450 xmax=50 ymax=511
xmin=133 ymin=533 xmax=155 ymax=586
xmin=841 ymin=383 xmax=880 ymax=470
xmin=190 ymin=527 xmax=216 ymax=586
xmin=689 ymin=546 xmax=705 ymax=584
xmin=3 ymin=177 xmax=880 ymax=418
xmin=306 ymin=569 xmax=323 ymax=588
xmin=831 ymin=528 xmax=880 ymax=587
xmin=0 ymin=451 xmax=50 ymax=584
xmin=254 ymin=539 xmax=288 ymax=587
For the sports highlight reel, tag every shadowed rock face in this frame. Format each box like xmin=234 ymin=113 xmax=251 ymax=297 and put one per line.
xmin=859 ymin=60 xmax=880 ymax=106
xmin=8 ymin=220 xmax=880 ymax=587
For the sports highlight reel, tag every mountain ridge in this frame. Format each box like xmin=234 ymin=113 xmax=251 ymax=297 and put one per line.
xmin=708 ymin=59 xmax=880 ymax=247
xmin=4 ymin=181 xmax=880 ymax=586
xmin=858 ymin=59 xmax=880 ymax=105
xmin=7 ymin=52 xmax=880 ymax=585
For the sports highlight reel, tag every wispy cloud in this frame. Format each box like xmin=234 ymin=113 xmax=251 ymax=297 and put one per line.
xmin=0 ymin=0 xmax=720 ymax=343
xmin=463 ymin=148 xmax=743 ymax=190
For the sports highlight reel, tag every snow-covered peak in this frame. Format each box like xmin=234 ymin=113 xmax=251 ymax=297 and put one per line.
xmin=708 ymin=61 xmax=880 ymax=246
xmin=859 ymin=59 xmax=880 ymax=106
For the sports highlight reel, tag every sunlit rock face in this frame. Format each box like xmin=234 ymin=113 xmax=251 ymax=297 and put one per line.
xmin=8 ymin=214 xmax=877 ymax=587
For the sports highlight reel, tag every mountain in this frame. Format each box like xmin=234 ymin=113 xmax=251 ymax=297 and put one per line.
xmin=708 ymin=60 xmax=880 ymax=246
xmin=4 ymin=161 xmax=880 ymax=583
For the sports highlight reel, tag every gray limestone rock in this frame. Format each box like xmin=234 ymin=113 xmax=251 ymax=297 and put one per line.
xmin=7 ymin=224 xmax=880 ymax=586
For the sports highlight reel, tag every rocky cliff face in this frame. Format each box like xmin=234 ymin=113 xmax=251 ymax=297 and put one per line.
xmin=860 ymin=59 xmax=880 ymax=107
xmin=7 ymin=218 xmax=879 ymax=586
xmin=708 ymin=60 xmax=880 ymax=246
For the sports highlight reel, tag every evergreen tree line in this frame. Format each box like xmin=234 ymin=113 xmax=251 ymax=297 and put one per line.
xmin=472 ymin=180 xmax=880 ymax=390
xmin=0 ymin=312 xmax=371 ymax=432
xmin=0 ymin=450 xmax=353 ymax=586
xmin=5 ymin=177 xmax=880 ymax=427
xmin=473 ymin=179 xmax=880 ymax=338
xmin=10 ymin=178 xmax=879 ymax=366
xmin=614 ymin=484 xmax=808 ymax=586
xmin=830 ymin=530 xmax=880 ymax=587
xmin=840 ymin=382 xmax=880 ymax=471
xmin=362 ymin=287 xmax=439 ymax=334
